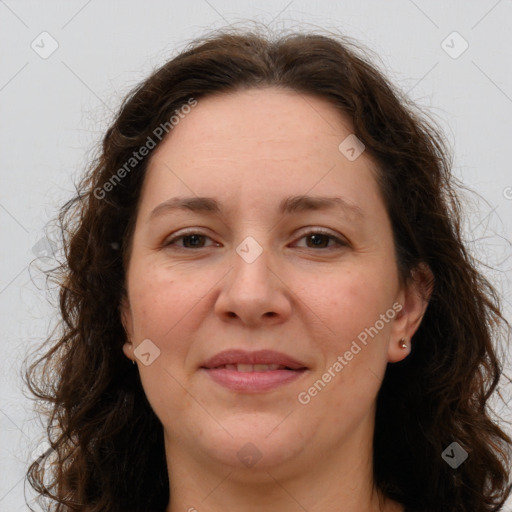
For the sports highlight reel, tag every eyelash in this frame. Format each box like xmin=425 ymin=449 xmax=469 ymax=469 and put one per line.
xmin=163 ymin=228 xmax=348 ymax=251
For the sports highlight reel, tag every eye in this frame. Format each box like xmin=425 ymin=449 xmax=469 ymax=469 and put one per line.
xmin=292 ymin=229 xmax=348 ymax=250
xmin=163 ymin=230 xmax=217 ymax=250
xmin=163 ymin=228 xmax=348 ymax=251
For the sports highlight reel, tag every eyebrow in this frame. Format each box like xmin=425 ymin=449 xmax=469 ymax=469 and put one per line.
xmin=148 ymin=195 xmax=365 ymax=222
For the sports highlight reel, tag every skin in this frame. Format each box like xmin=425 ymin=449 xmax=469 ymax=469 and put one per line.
xmin=120 ymin=87 xmax=432 ymax=512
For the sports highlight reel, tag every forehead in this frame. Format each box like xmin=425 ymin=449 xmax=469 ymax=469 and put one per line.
xmin=139 ymin=87 xmax=382 ymax=219
xmin=154 ymin=87 xmax=354 ymax=162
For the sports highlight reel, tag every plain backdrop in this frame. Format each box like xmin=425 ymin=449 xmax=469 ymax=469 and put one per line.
xmin=1 ymin=0 xmax=511 ymax=510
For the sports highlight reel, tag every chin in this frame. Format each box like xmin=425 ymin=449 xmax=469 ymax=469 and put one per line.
xmin=200 ymin=423 xmax=305 ymax=473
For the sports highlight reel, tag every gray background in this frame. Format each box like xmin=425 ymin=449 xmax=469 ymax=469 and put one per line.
xmin=1 ymin=0 xmax=511 ymax=510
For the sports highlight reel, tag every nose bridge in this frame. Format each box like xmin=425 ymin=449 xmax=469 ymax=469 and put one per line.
xmin=231 ymin=233 xmax=272 ymax=295
xmin=215 ymin=231 xmax=291 ymax=325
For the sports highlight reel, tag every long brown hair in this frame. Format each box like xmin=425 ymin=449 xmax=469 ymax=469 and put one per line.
xmin=24 ymin=25 xmax=512 ymax=512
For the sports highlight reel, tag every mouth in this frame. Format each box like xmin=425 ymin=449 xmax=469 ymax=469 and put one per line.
xmin=200 ymin=349 xmax=309 ymax=393
xmin=201 ymin=349 xmax=308 ymax=371
xmin=208 ymin=363 xmax=302 ymax=372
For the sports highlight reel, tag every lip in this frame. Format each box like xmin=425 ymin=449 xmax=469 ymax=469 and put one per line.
xmin=200 ymin=349 xmax=309 ymax=393
xmin=201 ymin=349 xmax=307 ymax=370
xmin=202 ymin=367 xmax=307 ymax=392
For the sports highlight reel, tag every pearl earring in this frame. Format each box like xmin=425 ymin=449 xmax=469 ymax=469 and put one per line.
xmin=399 ymin=338 xmax=408 ymax=349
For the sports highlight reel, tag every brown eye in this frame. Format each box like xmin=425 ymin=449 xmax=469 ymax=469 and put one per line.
xmin=293 ymin=229 xmax=348 ymax=250
xmin=305 ymin=233 xmax=331 ymax=248
xmin=181 ymin=234 xmax=206 ymax=248
xmin=164 ymin=231 xmax=216 ymax=250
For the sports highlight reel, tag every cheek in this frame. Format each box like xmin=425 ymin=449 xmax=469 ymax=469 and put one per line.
xmin=299 ymin=271 xmax=389 ymax=417
xmin=128 ymin=267 xmax=200 ymax=419
xmin=128 ymin=262 xmax=194 ymax=339
xmin=307 ymin=267 xmax=392 ymax=339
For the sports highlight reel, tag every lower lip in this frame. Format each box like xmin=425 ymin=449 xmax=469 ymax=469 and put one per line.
xmin=202 ymin=368 xmax=307 ymax=392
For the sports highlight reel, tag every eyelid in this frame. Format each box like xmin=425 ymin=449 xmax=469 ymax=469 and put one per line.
xmin=163 ymin=227 xmax=348 ymax=250
xmin=292 ymin=227 xmax=348 ymax=249
xmin=163 ymin=228 xmax=218 ymax=248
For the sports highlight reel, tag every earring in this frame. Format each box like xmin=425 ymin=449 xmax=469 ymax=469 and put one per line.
xmin=399 ymin=338 xmax=408 ymax=349
xmin=126 ymin=338 xmax=136 ymax=365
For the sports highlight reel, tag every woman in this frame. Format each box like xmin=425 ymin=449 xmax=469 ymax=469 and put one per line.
xmin=25 ymin=27 xmax=512 ymax=512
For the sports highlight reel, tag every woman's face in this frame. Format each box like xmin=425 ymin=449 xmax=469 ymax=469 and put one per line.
xmin=121 ymin=87 xmax=425 ymax=477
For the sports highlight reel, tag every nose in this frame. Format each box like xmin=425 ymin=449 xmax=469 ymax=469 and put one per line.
xmin=214 ymin=237 xmax=292 ymax=327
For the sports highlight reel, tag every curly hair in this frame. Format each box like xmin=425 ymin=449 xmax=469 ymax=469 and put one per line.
xmin=24 ymin=25 xmax=512 ymax=512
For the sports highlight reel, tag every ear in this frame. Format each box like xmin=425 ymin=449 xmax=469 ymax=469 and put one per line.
xmin=387 ymin=262 xmax=434 ymax=363
xmin=119 ymin=294 xmax=134 ymax=362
